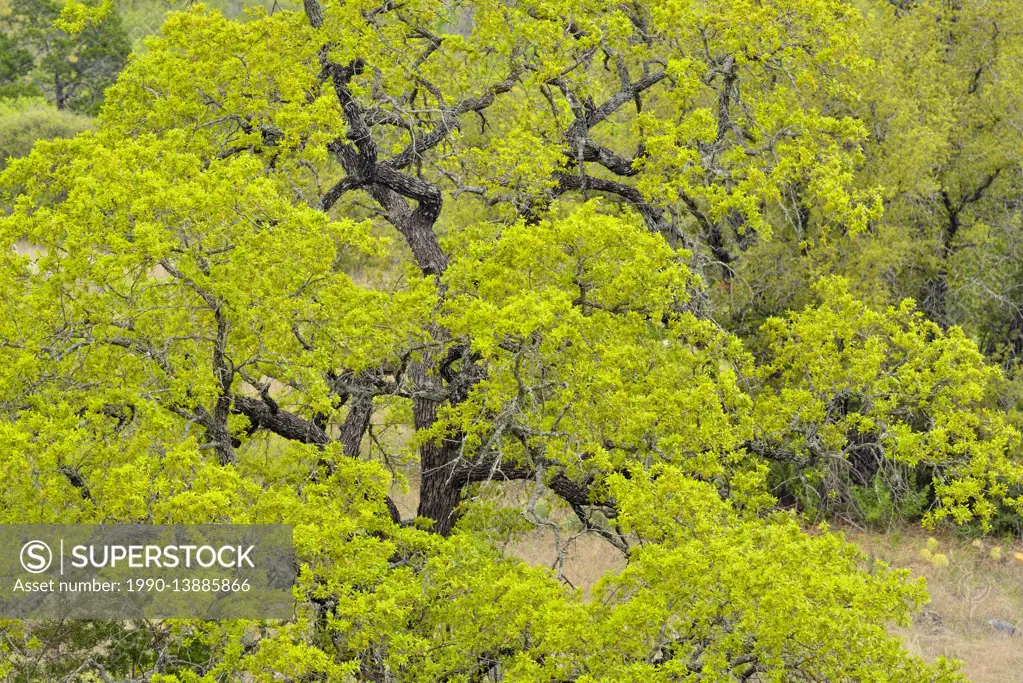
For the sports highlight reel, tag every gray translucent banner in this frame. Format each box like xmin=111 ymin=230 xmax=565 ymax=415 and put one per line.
xmin=0 ymin=525 xmax=295 ymax=619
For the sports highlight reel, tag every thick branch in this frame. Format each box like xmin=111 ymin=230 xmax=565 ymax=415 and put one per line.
xmin=58 ymin=465 xmax=94 ymax=503
xmin=453 ymin=457 xmax=628 ymax=552
xmin=233 ymin=395 xmax=330 ymax=446
xmin=554 ymin=172 xmax=680 ymax=242
xmin=302 ymin=0 xmax=324 ymax=29
xmin=383 ymin=66 xmax=525 ymax=172
xmin=340 ymin=394 xmax=373 ymax=458
xmin=454 ymin=459 xmax=596 ymax=509
xmin=233 ymin=393 xmax=400 ymax=523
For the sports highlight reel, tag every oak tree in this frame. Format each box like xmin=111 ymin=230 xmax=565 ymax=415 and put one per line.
xmin=1 ymin=0 xmax=1019 ymax=680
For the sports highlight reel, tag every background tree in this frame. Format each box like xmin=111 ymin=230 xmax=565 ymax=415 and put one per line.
xmin=845 ymin=0 xmax=1023 ymax=349
xmin=718 ymin=0 xmax=1023 ymax=355
xmin=697 ymin=0 xmax=1023 ymax=522
xmin=0 ymin=0 xmax=129 ymax=114
xmin=0 ymin=32 xmax=35 ymax=99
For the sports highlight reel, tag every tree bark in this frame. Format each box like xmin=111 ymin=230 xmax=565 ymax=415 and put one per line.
xmin=340 ymin=394 xmax=372 ymax=458
xmin=411 ymin=364 xmax=463 ymax=535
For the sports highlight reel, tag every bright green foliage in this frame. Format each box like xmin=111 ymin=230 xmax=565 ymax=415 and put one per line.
xmin=0 ymin=0 xmax=1018 ymax=680
xmin=719 ymin=0 xmax=1023 ymax=364
xmin=436 ymin=203 xmax=760 ymax=502
xmin=695 ymin=0 xmax=1023 ymax=530
xmin=580 ymin=469 xmax=960 ymax=682
xmin=115 ymin=0 xmax=297 ymax=46
xmin=99 ymin=0 xmax=877 ymax=254
xmin=754 ymin=278 xmax=1023 ymax=526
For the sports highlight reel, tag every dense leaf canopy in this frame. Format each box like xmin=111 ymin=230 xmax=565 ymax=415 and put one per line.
xmin=2 ymin=0 xmax=1022 ymax=680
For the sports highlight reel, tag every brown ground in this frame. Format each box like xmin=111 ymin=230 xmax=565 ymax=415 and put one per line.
xmin=851 ymin=528 xmax=1023 ymax=682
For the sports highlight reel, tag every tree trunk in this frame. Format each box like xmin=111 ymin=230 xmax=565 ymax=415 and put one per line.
xmin=55 ymin=73 xmax=65 ymax=110
xmin=412 ymin=364 xmax=462 ymax=535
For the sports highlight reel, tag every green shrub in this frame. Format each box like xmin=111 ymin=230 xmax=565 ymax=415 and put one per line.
xmin=0 ymin=97 xmax=91 ymax=169
xmin=850 ymin=474 xmax=931 ymax=530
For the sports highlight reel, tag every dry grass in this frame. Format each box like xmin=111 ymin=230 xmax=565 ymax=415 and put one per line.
xmin=504 ymin=530 xmax=627 ymax=598
xmin=849 ymin=527 xmax=1023 ymax=682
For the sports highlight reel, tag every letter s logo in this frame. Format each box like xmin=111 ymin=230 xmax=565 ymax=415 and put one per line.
xmin=20 ymin=541 xmax=52 ymax=574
